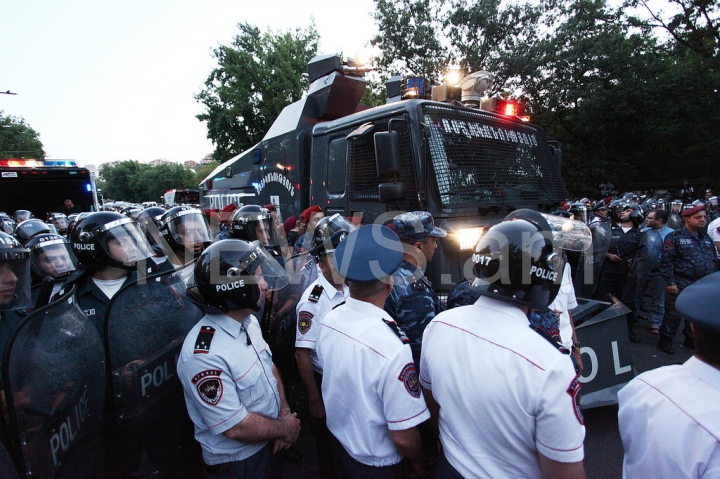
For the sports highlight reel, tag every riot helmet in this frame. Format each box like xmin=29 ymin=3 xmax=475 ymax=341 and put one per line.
xmin=25 ymin=233 xmax=78 ymax=281
xmin=0 ymin=213 xmax=15 ymax=234
xmin=159 ymin=206 xmax=213 ymax=260
xmin=121 ymin=206 xmax=143 ymax=220
xmin=47 ymin=212 xmax=69 ymax=234
xmin=71 ymin=212 xmax=155 ymax=270
xmin=13 ymin=210 xmax=33 ymax=223
xmin=568 ymin=202 xmax=589 ymax=224
xmin=137 ymin=206 xmax=167 ymax=249
xmin=230 ymin=205 xmax=280 ymax=248
xmin=0 ymin=231 xmax=31 ymax=311
xmin=14 ymin=218 xmax=52 ymax=245
xmin=655 ymin=199 xmax=667 ymax=211
xmin=670 ymin=200 xmax=683 ymax=214
xmin=309 ymin=213 xmax=356 ymax=261
xmin=189 ymin=239 xmax=290 ymax=313
xmin=621 ymin=203 xmax=644 ymax=226
xmin=468 ymin=215 xmax=563 ymax=311
xmin=708 ymin=196 xmax=718 ymax=207
xmin=608 ymin=199 xmax=627 ymax=222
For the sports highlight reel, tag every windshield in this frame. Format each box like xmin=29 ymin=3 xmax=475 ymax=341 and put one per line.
xmin=423 ymin=104 xmax=567 ymax=210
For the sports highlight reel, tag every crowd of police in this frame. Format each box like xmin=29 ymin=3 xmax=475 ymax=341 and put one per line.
xmin=0 ymin=187 xmax=718 ymax=478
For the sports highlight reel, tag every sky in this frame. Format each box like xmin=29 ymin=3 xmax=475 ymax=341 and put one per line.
xmin=0 ymin=0 xmax=378 ymax=167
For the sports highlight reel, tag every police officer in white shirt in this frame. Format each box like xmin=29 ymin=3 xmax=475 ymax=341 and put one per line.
xmin=420 ymin=211 xmax=587 ymax=479
xmin=294 ymin=214 xmax=353 ymax=479
xmin=178 ymin=239 xmax=301 ymax=478
xmin=618 ymin=271 xmax=720 ymax=478
xmin=317 ymin=224 xmax=430 ymax=478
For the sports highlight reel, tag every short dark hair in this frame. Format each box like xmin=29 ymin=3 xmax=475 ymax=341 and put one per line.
xmin=347 ymin=279 xmax=386 ymax=299
xmin=653 ymin=210 xmax=669 ymax=224
xmin=693 ymin=323 xmax=720 ymax=369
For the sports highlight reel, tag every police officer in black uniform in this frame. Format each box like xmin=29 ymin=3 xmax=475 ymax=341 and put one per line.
xmin=594 ymin=203 xmax=645 ymax=342
xmin=658 ymin=204 xmax=719 ymax=354
xmin=60 ymin=211 xmax=155 ymax=336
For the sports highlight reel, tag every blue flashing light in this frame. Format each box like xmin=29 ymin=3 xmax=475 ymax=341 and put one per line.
xmin=86 ymin=183 xmax=93 ymax=192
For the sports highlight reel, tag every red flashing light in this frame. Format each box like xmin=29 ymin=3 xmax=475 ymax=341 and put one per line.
xmin=495 ymin=99 xmax=520 ymax=117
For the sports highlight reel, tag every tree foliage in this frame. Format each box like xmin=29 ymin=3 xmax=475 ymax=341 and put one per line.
xmin=371 ymin=0 xmax=720 ymax=196
xmin=100 ymin=161 xmax=199 ymax=203
xmin=196 ymin=22 xmax=320 ymax=163
xmin=0 ymin=111 xmax=45 ymax=160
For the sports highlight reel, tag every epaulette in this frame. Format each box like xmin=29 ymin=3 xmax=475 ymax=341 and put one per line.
xmin=194 ymin=325 xmax=216 ymax=354
xmin=332 ymin=301 xmax=346 ymax=310
xmin=383 ymin=318 xmax=410 ymax=344
xmin=308 ymin=284 xmax=323 ymax=303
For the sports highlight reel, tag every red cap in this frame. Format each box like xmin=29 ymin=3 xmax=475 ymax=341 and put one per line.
xmin=219 ymin=203 xmax=238 ymax=221
xmin=263 ymin=204 xmax=276 ymax=212
xmin=300 ymin=205 xmax=322 ymax=222
xmin=681 ymin=204 xmax=705 ymax=217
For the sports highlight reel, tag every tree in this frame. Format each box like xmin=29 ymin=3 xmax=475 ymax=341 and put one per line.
xmin=100 ymin=161 xmax=199 ymax=203
xmin=196 ymin=22 xmax=320 ymax=163
xmin=0 ymin=111 xmax=45 ymax=159
xmin=371 ymin=0 xmax=720 ymax=195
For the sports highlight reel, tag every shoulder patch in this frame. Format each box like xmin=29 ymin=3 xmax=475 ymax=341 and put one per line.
xmin=194 ymin=325 xmax=216 ymax=354
xmin=398 ymin=363 xmax=420 ymax=398
xmin=383 ymin=318 xmax=410 ymax=344
xmin=566 ymin=376 xmax=584 ymax=425
xmin=308 ymin=284 xmax=323 ymax=303
xmin=193 ymin=370 xmax=223 ymax=406
xmin=298 ymin=311 xmax=313 ymax=334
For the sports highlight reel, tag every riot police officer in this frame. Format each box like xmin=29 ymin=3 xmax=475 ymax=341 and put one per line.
xmin=61 ymin=211 xmax=155 ymax=336
xmin=47 ymin=212 xmax=69 ymax=236
xmin=158 ymin=206 xmax=213 ymax=283
xmin=0 ymin=232 xmax=31 ymax=363
xmin=594 ymin=203 xmax=645 ymax=342
xmin=25 ymin=232 xmax=78 ymax=306
xmin=137 ymin=206 xmax=173 ymax=274
xmin=178 ymin=239 xmax=300 ymax=477
xmin=419 ymin=213 xmax=586 ymax=478
xmin=229 ymin=205 xmax=283 ymax=259
xmin=13 ymin=218 xmax=51 ymax=246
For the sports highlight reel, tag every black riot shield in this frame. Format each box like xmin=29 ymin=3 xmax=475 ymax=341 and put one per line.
xmin=572 ymin=221 xmax=612 ymax=298
xmin=623 ymin=229 xmax=664 ymax=308
xmin=104 ymin=270 xmax=203 ymax=478
xmin=1 ymin=287 xmax=105 ymax=478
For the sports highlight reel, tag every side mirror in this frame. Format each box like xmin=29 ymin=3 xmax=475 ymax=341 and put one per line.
xmin=374 ymin=131 xmax=401 ymax=177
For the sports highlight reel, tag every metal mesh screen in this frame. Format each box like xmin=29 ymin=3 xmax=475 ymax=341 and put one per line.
xmin=348 ymin=119 xmax=418 ymax=211
xmin=423 ymin=104 xmax=568 ymax=209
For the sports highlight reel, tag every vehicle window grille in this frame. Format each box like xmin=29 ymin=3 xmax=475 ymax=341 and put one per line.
xmin=348 ymin=119 xmax=418 ymax=211
xmin=422 ymin=104 xmax=567 ymax=209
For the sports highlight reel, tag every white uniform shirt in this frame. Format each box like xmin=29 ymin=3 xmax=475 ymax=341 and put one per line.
xmin=419 ymin=296 xmax=585 ymax=478
xmin=708 ymin=217 xmax=720 ymax=259
xmin=294 ymin=273 xmax=348 ymax=374
xmin=618 ymin=356 xmax=720 ymax=478
xmin=317 ymin=297 xmax=430 ymax=467
xmin=548 ymin=264 xmax=578 ymax=350
xmin=177 ymin=313 xmax=280 ymax=465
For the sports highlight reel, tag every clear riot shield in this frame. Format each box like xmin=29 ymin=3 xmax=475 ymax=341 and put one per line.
xmin=623 ymin=229 xmax=664 ymax=307
xmin=667 ymin=212 xmax=684 ymax=230
xmin=104 ymin=270 xmax=203 ymax=478
xmin=1 ymin=288 xmax=105 ymax=478
xmin=572 ymin=221 xmax=612 ymax=298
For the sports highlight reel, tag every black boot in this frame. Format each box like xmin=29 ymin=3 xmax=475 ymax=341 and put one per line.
xmin=658 ymin=336 xmax=675 ymax=355
xmin=628 ymin=325 xmax=640 ymax=343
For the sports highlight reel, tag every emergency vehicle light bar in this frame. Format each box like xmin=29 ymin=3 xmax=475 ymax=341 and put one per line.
xmin=0 ymin=159 xmax=78 ymax=167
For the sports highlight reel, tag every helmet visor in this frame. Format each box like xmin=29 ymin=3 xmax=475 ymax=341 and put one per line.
xmin=97 ymin=220 xmax=155 ymax=266
xmin=30 ymin=239 xmax=77 ymax=278
xmin=51 ymin=216 xmax=69 ymax=231
xmin=0 ymin=258 xmax=31 ymax=311
xmin=167 ymin=212 xmax=213 ymax=255
xmin=238 ymin=242 xmax=290 ymax=292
